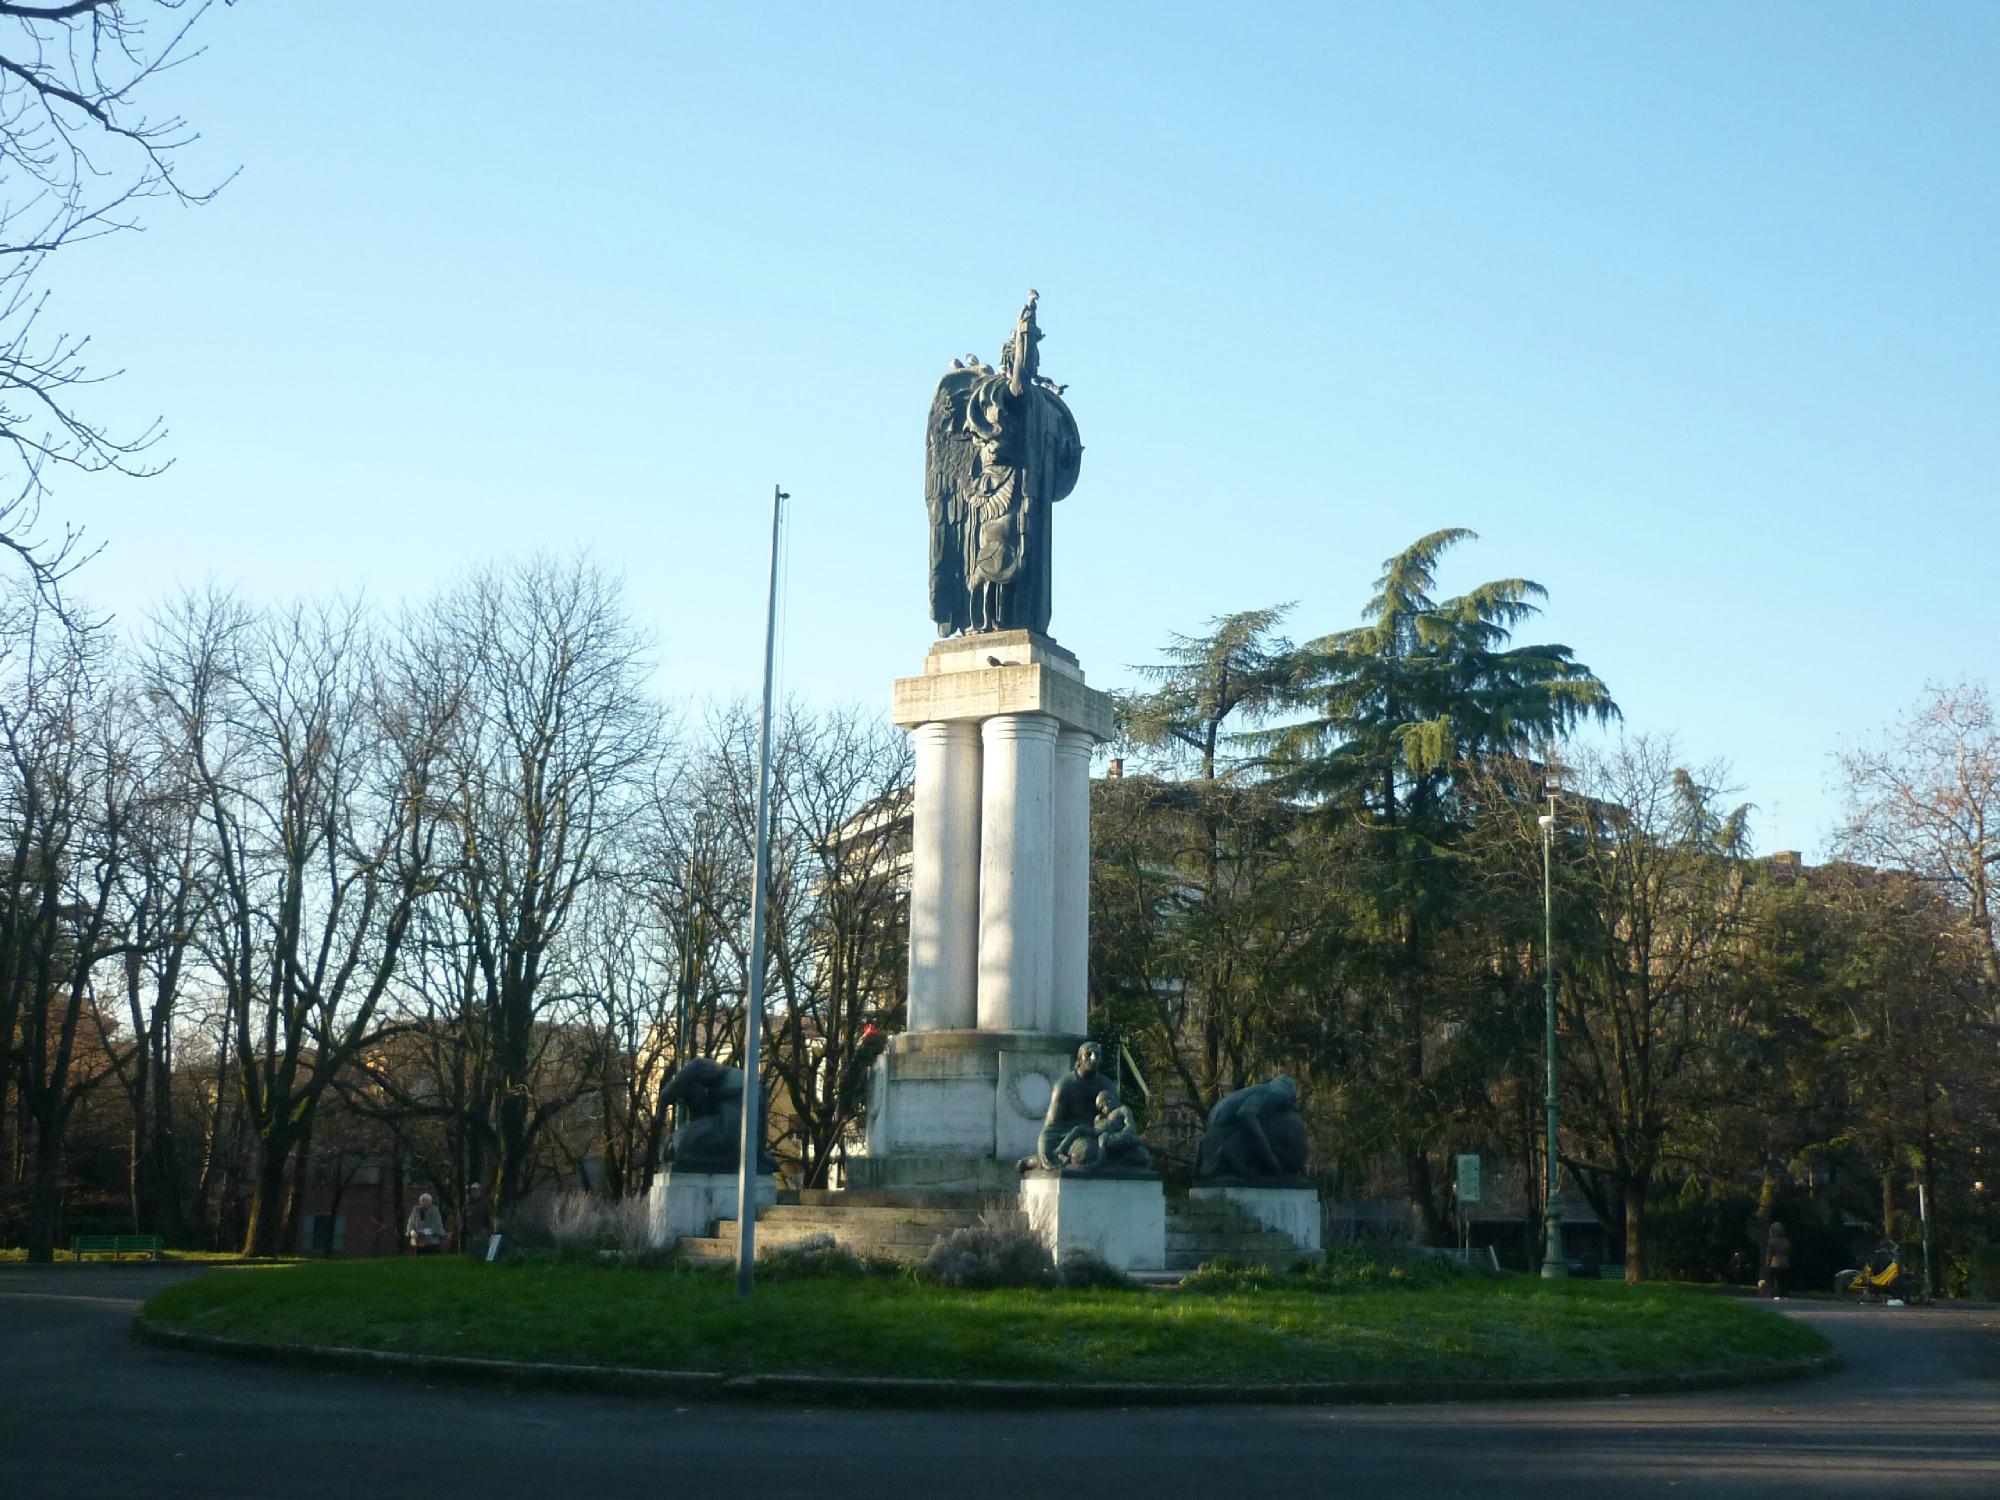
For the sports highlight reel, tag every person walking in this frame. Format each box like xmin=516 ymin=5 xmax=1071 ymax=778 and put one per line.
xmin=1764 ymin=1220 xmax=1793 ymax=1299
xmin=406 ymin=1192 xmax=446 ymax=1255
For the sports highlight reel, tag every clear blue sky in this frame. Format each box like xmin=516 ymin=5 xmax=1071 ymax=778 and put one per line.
xmin=43 ymin=2 xmax=1999 ymax=858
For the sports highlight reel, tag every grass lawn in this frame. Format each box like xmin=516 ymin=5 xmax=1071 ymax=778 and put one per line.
xmin=0 ymin=1247 xmax=273 ymax=1264
xmin=141 ymin=1257 xmax=1829 ymax=1388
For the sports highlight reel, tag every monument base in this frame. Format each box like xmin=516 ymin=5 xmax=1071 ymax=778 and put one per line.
xmin=842 ymin=1153 xmax=1021 ymax=1194
xmin=863 ymin=1029 xmax=1084 ymax=1175
xmin=648 ymin=1170 xmax=776 ymax=1249
xmin=1189 ymin=1181 xmax=1322 ymax=1253
xmin=1019 ymin=1172 xmax=1166 ymax=1272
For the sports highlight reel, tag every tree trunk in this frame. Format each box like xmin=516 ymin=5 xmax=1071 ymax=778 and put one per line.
xmin=1407 ymin=1148 xmax=1446 ymax=1245
xmin=497 ymin=1086 xmax=531 ymax=1214
xmin=1624 ymin=1179 xmax=1647 ymax=1283
xmin=240 ymin=1133 xmax=294 ymax=1257
xmin=24 ymin=1123 xmax=64 ymax=1264
xmin=0 ymin=1076 xmax=13 ymax=1200
xmin=148 ymin=1069 xmax=187 ymax=1246
xmin=279 ymin=1117 xmax=314 ymax=1255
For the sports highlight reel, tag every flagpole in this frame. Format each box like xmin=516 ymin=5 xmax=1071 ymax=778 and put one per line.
xmin=735 ymin=483 xmax=786 ymax=1297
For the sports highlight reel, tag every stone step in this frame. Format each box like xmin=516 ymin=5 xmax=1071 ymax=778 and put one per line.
xmin=687 ymin=1244 xmax=1318 ymax=1271
xmin=797 ymin=1188 xmax=1017 ymax=1211
xmin=676 ymin=1187 xmax=1320 ymax=1276
xmin=715 ymin=1216 xmax=1021 ymax=1248
xmin=1166 ymin=1232 xmax=1298 ymax=1253
xmin=675 ymin=1236 xmax=741 ymax=1264
xmin=761 ymin=1204 xmax=1017 ymax=1229
xmin=843 ymin=1153 xmax=1023 ymax=1194
xmin=1165 ymin=1220 xmax=1296 ymax=1241
xmin=679 ymin=1231 xmax=955 ymax=1266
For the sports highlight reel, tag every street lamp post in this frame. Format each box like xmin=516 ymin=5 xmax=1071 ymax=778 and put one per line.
xmin=734 ymin=485 xmax=787 ymax=1299
xmin=1539 ymin=791 xmax=1567 ymax=1281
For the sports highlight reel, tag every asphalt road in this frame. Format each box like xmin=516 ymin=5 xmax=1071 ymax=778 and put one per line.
xmin=3 ymin=1264 xmax=1996 ymax=1499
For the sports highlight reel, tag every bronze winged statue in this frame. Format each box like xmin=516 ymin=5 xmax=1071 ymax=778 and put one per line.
xmin=925 ymin=292 xmax=1083 ymax=636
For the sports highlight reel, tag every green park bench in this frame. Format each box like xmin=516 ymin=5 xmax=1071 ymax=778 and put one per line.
xmin=69 ymin=1234 xmax=165 ymax=1261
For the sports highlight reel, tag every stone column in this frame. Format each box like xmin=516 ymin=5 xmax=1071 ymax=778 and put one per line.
xmin=905 ymin=720 xmax=982 ymax=1032
xmin=1050 ymin=728 xmax=1094 ymax=1037
xmin=977 ymin=712 xmax=1058 ymax=1033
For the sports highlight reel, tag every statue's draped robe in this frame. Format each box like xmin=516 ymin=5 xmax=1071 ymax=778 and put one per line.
xmin=926 ymin=368 xmax=1082 ymax=637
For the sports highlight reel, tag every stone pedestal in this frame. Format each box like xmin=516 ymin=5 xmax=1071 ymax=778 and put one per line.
xmin=860 ymin=1030 xmax=1082 ymax=1189
xmin=1189 ymin=1182 xmax=1323 ymax=1253
xmin=647 ymin=1170 xmax=776 ymax=1249
xmin=1019 ymin=1173 xmax=1167 ymax=1272
xmin=862 ymin=631 xmax=1115 ymax=1188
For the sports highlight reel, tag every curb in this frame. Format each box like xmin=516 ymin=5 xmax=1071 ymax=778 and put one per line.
xmin=130 ymin=1315 xmax=1841 ymax=1409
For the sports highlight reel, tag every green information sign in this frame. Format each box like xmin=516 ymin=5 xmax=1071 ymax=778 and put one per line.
xmin=1455 ymin=1153 xmax=1482 ymax=1205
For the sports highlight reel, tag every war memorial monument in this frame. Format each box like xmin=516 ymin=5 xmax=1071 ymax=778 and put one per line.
xmin=653 ymin=295 xmax=1320 ymax=1272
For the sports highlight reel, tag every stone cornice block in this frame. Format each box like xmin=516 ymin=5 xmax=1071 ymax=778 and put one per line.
xmin=893 ymin=662 xmax=1115 ymax=740
xmin=922 ymin=629 xmax=1083 ymax=681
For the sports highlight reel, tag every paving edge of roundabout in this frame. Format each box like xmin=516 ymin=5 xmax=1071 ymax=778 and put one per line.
xmin=130 ymin=1315 xmax=1841 ymax=1409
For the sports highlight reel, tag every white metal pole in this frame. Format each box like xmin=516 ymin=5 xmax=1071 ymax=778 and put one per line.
xmin=1918 ymin=1179 xmax=1933 ymax=1300
xmin=1540 ymin=797 xmax=1565 ymax=1279
xmin=735 ymin=484 xmax=786 ymax=1298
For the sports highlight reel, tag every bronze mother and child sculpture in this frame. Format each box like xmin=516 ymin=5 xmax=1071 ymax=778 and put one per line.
xmin=1018 ymin=1041 xmax=1150 ymax=1173
xmin=1019 ymin=1042 xmax=1309 ymax=1180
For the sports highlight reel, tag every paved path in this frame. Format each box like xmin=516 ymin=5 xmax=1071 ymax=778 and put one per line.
xmin=3 ymin=1265 xmax=1995 ymax=1499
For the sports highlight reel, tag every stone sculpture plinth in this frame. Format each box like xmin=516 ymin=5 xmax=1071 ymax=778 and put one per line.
xmin=1019 ymin=1171 xmax=1167 ymax=1272
xmin=858 ymin=630 xmax=1114 ymax=1192
xmin=647 ymin=1170 xmax=776 ymax=1250
xmin=1188 ymin=1181 xmax=1323 ymax=1254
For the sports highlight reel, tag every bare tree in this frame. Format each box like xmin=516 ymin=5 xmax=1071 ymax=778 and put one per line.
xmin=0 ymin=591 xmax=143 ymax=1259
xmin=404 ymin=556 xmax=662 ymax=1214
xmin=1838 ymin=680 xmax=2000 ymax=984
xmin=753 ymin=704 xmax=908 ymax=1187
xmin=0 ymin=2 xmax=233 ymax=607
xmin=97 ymin=669 xmax=209 ymax=1241
xmin=142 ymin=589 xmax=445 ymax=1254
xmin=572 ymin=871 xmax=677 ymax=1199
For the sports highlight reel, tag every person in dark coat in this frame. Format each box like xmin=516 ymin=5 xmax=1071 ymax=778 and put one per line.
xmin=1764 ymin=1221 xmax=1793 ymax=1299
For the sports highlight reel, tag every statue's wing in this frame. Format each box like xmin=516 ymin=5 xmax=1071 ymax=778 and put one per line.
xmin=926 ymin=370 xmax=977 ymax=522
xmin=925 ymin=371 xmax=978 ymax=632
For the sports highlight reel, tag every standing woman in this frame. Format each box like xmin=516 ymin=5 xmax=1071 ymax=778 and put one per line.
xmin=1765 ymin=1220 xmax=1793 ymax=1299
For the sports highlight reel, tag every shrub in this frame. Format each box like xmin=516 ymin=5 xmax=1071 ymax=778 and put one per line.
xmin=604 ymin=1196 xmax=656 ymax=1257
xmin=757 ymin=1233 xmax=899 ymax=1281
xmin=1054 ymin=1248 xmax=1131 ymax=1289
xmin=919 ymin=1218 xmax=1058 ymax=1289
xmin=502 ymin=1188 xmax=665 ymax=1265
xmin=549 ymin=1191 xmax=612 ymax=1253
xmin=1963 ymin=1242 xmax=2000 ymax=1300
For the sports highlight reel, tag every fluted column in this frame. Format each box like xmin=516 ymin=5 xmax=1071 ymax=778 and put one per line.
xmin=977 ymin=712 xmax=1058 ymax=1032
xmin=1050 ymin=728 xmax=1094 ymax=1037
xmin=905 ymin=720 xmax=982 ymax=1031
